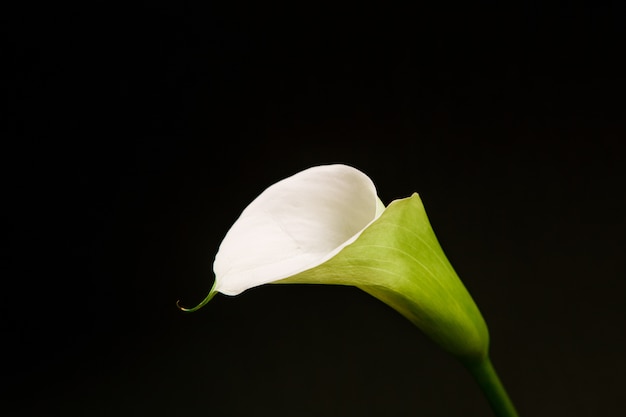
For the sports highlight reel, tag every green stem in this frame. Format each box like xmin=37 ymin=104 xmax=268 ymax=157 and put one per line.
xmin=463 ymin=357 xmax=519 ymax=417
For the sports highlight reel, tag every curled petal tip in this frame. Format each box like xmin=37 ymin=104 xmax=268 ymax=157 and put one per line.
xmin=176 ymin=299 xmax=193 ymax=312
xmin=177 ymin=283 xmax=218 ymax=313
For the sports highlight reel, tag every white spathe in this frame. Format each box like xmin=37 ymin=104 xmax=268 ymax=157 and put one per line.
xmin=213 ymin=164 xmax=386 ymax=296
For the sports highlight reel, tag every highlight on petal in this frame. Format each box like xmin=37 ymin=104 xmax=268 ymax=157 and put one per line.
xmin=212 ymin=164 xmax=385 ymax=296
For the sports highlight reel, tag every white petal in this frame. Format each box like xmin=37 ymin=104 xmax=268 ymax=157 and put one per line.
xmin=213 ymin=164 xmax=384 ymax=295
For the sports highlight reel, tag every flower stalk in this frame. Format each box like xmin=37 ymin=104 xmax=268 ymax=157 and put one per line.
xmin=464 ymin=357 xmax=520 ymax=417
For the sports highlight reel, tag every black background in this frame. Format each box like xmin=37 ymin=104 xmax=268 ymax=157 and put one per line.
xmin=4 ymin=2 xmax=625 ymax=416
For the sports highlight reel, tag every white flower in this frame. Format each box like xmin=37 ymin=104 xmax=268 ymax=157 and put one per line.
xmin=180 ymin=163 xmax=489 ymax=362
xmin=213 ymin=164 xmax=385 ymax=296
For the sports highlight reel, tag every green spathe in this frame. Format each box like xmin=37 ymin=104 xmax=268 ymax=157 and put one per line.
xmin=279 ymin=193 xmax=489 ymax=362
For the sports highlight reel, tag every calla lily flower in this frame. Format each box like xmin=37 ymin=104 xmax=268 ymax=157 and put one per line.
xmin=180 ymin=164 xmax=489 ymax=362
xmin=179 ymin=164 xmax=520 ymax=416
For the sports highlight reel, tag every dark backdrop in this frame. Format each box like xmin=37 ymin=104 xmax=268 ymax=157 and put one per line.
xmin=4 ymin=3 xmax=625 ymax=416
